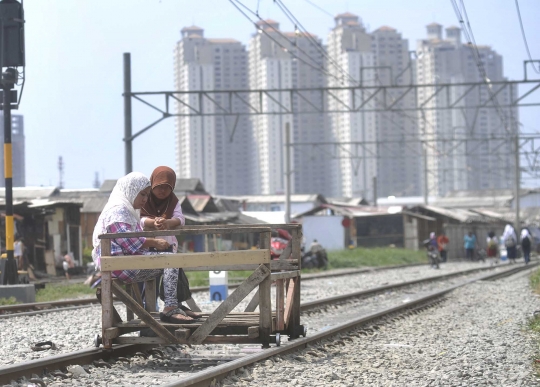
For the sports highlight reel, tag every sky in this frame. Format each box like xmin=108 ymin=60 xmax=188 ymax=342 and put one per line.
xmin=17 ymin=0 xmax=540 ymax=189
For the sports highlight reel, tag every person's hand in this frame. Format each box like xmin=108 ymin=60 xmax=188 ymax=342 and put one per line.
xmin=154 ymin=217 xmax=168 ymax=230
xmin=154 ymin=239 xmax=170 ymax=251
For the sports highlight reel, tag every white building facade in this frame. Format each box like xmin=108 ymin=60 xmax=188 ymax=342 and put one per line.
xmin=248 ymin=20 xmax=330 ymax=196
xmin=416 ymin=23 xmax=517 ymax=197
xmin=327 ymin=13 xmax=377 ymax=199
xmin=174 ymin=26 xmax=252 ymax=195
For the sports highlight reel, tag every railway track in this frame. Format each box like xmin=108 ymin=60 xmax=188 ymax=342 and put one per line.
xmin=0 ymin=262 xmax=494 ymax=319
xmin=0 ymin=262 xmax=534 ymax=386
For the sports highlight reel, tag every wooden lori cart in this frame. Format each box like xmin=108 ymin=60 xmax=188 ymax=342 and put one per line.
xmin=96 ymin=224 xmax=304 ymax=349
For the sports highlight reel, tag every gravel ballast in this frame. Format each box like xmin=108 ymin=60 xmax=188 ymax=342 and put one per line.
xmin=220 ymin=269 xmax=540 ymax=386
xmin=1 ymin=262 xmax=535 ymax=387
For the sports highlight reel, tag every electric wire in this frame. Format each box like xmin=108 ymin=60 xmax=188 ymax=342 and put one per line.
xmin=514 ymin=0 xmax=540 ymax=74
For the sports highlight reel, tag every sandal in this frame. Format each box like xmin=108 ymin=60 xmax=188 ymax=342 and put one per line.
xmin=180 ymin=304 xmax=203 ymax=318
xmin=160 ymin=308 xmax=200 ymax=324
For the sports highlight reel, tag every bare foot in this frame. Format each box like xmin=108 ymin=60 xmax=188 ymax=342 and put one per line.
xmin=162 ymin=306 xmax=194 ymax=322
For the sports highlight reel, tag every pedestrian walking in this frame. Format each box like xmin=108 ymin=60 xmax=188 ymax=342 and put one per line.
xmin=464 ymin=231 xmax=476 ymax=261
xmin=437 ymin=232 xmax=449 ymax=263
xmin=503 ymin=224 xmax=518 ymax=263
xmin=486 ymin=231 xmax=499 ymax=266
xmin=521 ymin=229 xmax=532 ymax=265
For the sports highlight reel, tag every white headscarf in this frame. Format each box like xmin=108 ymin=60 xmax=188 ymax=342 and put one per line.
xmin=521 ymin=229 xmax=531 ymax=240
xmin=502 ymin=224 xmax=517 ymax=242
xmin=92 ymin=172 xmax=150 ymax=266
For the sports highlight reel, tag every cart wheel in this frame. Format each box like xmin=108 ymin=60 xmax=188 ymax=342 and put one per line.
xmin=94 ymin=334 xmax=102 ymax=348
xmin=275 ymin=333 xmax=281 ymax=347
xmin=302 ymin=326 xmax=307 ymax=337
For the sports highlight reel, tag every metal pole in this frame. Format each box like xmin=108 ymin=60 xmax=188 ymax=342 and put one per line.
xmin=285 ymin=122 xmax=291 ymax=224
xmin=3 ymin=81 xmax=17 ymax=284
xmin=514 ymin=134 xmax=520 ymax=232
xmin=372 ymin=176 xmax=377 ymax=206
xmin=124 ymin=53 xmax=133 ymax=174
xmin=423 ymin=142 xmax=429 ymax=205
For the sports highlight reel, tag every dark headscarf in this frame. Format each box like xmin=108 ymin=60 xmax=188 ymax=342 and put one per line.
xmin=140 ymin=166 xmax=179 ymax=220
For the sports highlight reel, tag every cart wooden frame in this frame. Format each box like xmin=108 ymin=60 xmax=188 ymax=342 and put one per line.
xmin=97 ymin=224 xmax=304 ymax=349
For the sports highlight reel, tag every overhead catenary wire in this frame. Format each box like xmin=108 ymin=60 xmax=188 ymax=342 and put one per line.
xmin=450 ymin=0 xmax=512 ymax=133
xmin=514 ymin=0 xmax=540 ymax=74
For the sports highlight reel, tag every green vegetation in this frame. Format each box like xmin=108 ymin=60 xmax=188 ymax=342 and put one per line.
xmin=325 ymin=247 xmax=426 ymax=269
xmin=11 ymin=247 xmax=426 ymax=302
xmin=528 ymin=269 xmax=540 ymax=374
xmin=186 ymin=247 xmax=427 ymax=284
xmin=82 ymin=247 xmax=93 ymax=265
xmin=0 ymin=296 xmax=17 ymax=305
xmin=35 ymin=283 xmax=96 ymax=302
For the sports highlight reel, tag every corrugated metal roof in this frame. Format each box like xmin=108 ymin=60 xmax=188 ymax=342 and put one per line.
xmin=0 ymin=186 xmax=59 ymax=199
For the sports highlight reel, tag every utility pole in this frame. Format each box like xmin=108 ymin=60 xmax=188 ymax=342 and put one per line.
xmin=514 ymin=134 xmax=520 ymax=233
xmin=58 ymin=156 xmax=64 ymax=189
xmin=124 ymin=53 xmax=133 ymax=174
xmin=0 ymin=0 xmax=25 ymax=285
xmin=423 ymin=142 xmax=429 ymax=205
xmin=284 ymin=122 xmax=291 ymax=223
xmin=372 ymin=176 xmax=377 ymax=206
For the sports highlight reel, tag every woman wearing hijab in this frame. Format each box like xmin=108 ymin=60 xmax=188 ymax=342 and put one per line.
xmin=92 ymin=172 xmax=196 ymax=324
xmin=502 ymin=224 xmax=518 ymax=263
xmin=140 ymin=166 xmax=199 ymax=318
xmin=521 ymin=229 xmax=532 ymax=265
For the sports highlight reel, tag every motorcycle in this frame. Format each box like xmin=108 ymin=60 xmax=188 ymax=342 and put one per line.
xmin=423 ymin=239 xmax=440 ymax=269
xmin=301 ymin=249 xmax=328 ymax=269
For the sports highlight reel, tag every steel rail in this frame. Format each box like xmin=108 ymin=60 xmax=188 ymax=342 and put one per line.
xmin=0 ymin=262 xmax=427 ymax=317
xmin=0 ymin=263 xmax=533 ymax=385
xmin=163 ymin=263 xmax=538 ymax=387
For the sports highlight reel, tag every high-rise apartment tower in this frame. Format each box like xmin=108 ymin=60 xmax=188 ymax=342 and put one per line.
xmin=174 ymin=26 xmax=252 ymax=195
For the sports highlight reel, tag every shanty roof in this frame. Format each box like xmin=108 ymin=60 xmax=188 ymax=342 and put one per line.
xmin=413 ymin=205 xmax=506 ymax=224
xmin=326 ymin=197 xmax=368 ymax=206
xmin=100 ymin=180 xmax=117 ymax=192
xmin=0 ymin=186 xmax=59 ymax=199
xmin=432 ymin=189 xmax=516 ymax=208
xmin=235 ymin=194 xmax=327 ymax=204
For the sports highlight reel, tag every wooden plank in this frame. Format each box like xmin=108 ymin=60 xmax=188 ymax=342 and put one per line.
xmin=145 ymin=279 xmax=157 ymax=313
xmin=291 ymin=228 xmax=302 ymax=267
xmin=125 ymin=284 xmax=134 ymax=321
xmin=130 ymin=281 xmax=144 ymax=307
xmin=270 ymin=270 xmax=300 ymax=281
xmin=185 ymin=298 xmax=202 ymax=313
xmin=98 ymin=226 xmax=272 ymax=239
xmin=114 ymin=337 xmax=168 ymax=345
xmin=101 ymin=249 xmax=271 ymax=271
xmin=258 ymin=231 xmax=272 ymax=347
xmin=284 ymin=277 xmax=295 ymax=328
xmin=290 ymin=276 xmax=301 ymax=338
xmin=100 ymin=240 xmax=114 ymax=349
xmin=111 ymin=281 xmax=178 ymax=344
xmin=103 ymin=327 xmax=119 ymax=340
xmin=188 ymin=264 xmax=271 ymax=345
xmin=244 ymin=289 xmax=259 ymax=312
xmin=277 ymin=241 xmax=292 ymax=261
xmin=247 ymin=326 xmax=259 ymax=339
xmin=175 ymin=329 xmax=191 ymax=340
xmin=183 ymin=261 xmax=298 ymax=272
xmin=95 ymin=287 xmax=123 ymax=325
xmin=275 ymin=279 xmax=285 ymax=331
